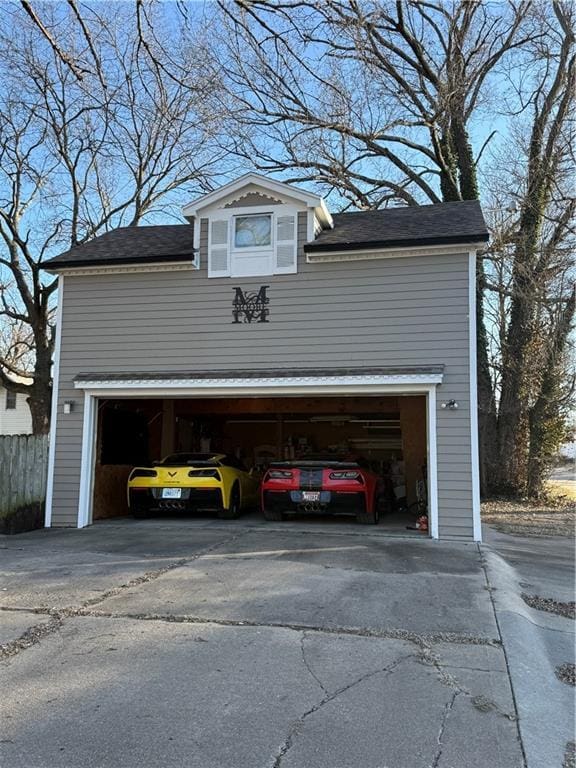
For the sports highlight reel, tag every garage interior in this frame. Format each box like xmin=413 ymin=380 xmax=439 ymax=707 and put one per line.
xmin=92 ymin=395 xmax=428 ymax=532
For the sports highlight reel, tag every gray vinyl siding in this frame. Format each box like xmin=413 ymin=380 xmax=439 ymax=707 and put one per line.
xmin=52 ymin=212 xmax=474 ymax=538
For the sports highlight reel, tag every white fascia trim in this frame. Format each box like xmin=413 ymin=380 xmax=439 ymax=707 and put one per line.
xmin=74 ymin=376 xmax=440 ymax=533
xmin=74 ymin=373 xmax=444 ymax=397
xmin=77 ymin=392 xmax=97 ymax=528
xmin=183 ymin=173 xmax=324 ymax=217
xmin=427 ymin=386 xmax=439 ymax=540
xmin=44 ymin=276 xmax=64 ymax=527
xmin=469 ymin=250 xmax=482 ymax=542
xmin=77 ymin=384 xmax=438 ymax=399
xmin=55 ymin=261 xmax=197 ymax=277
xmin=225 ymin=203 xmax=290 ymax=216
xmin=306 ymin=242 xmax=487 ymax=263
xmin=315 ymin=199 xmax=334 ymax=229
xmin=307 ymin=210 xmax=315 ymax=243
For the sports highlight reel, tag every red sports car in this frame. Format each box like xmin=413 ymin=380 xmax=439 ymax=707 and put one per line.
xmin=261 ymin=458 xmax=383 ymax=524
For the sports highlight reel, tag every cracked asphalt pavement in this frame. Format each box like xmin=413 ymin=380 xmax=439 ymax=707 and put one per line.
xmin=0 ymin=518 xmax=559 ymax=768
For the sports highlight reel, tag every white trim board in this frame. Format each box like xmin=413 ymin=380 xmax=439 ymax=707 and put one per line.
xmin=54 ymin=261 xmax=197 ymax=277
xmin=427 ymin=386 xmax=439 ymax=540
xmin=469 ymin=250 xmax=482 ymax=542
xmin=72 ymin=377 xmax=441 ymax=539
xmin=77 ymin=393 xmax=97 ymax=529
xmin=74 ymin=372 xmax=444 ymax=395
xmin=306 ymin=242 xmax=486 ymax=263
xmin=183 ymin=173 xmax=333 ymax=228
xmin=44 ymin=276 xmax=64 ymax=528
xmin=77 ymin=384 xmax=438 ymax=399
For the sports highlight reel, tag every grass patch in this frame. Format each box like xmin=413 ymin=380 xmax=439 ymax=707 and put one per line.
xmin=548 ymin=480 xmax=576 ymax=501
xmin=482 ymin=493 xmax=575 ymax=537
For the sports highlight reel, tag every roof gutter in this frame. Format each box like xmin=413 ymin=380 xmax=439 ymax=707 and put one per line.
xmin=43 ymin=252 xmax=197 ymax=272
xmin=304 ymin=233 xmax=489 ymax=254
xmin=305 ymin=240 xmax=488 ymax=264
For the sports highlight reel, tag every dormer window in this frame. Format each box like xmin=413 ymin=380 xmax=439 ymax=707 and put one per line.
xmin=207 ymin=209 xmax=298 ymax=278
xmin=182 ymin=173 xmax=334 ymax=279
xmin=234 ymin=214 xmax=272 ymax=248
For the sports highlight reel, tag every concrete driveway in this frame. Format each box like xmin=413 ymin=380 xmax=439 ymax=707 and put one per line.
xmin=0 ymin=519 xmax=529 ymax=768
xmin=483 ymin=527 xmax=575 ymax=768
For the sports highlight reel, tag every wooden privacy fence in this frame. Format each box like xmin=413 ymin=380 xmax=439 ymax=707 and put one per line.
xmin=0 ymin=434 xmax=49 ymax=533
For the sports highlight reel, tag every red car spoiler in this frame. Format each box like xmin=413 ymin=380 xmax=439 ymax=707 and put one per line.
xmin=269 ymin=460 xmax=360 ymax=469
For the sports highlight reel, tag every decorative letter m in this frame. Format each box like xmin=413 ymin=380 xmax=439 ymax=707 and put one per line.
xmin=232 ymin=286 xmax=270 ymax=324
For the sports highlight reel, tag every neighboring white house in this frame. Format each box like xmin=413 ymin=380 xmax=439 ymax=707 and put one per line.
xmin=0 ymin=385 xmax=32 ymax=435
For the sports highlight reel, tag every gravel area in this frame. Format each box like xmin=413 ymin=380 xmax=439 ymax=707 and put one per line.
xmin=482 ymin=496 xmax=575 ymax=537
xmin=0 ymin=616 xmax=62 ymax=660
xmin=521 ymin=594 xmax=576 ymax=620
xmin=555 ymin=663 xmax=576 ymax=687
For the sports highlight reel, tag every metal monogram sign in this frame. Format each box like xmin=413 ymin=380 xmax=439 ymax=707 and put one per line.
xmin=232 ymin=286 xmax=270 ymax=324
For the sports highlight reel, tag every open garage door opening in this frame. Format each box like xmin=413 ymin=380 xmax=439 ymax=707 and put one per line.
xmin=90 ymin=394 xmax=430 ymax=535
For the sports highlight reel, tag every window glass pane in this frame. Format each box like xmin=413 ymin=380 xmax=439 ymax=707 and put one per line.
xmin=6 ymin=390 xmax=16 ymax=410
xmin=234 ymin=215 xmax=271 ymax=248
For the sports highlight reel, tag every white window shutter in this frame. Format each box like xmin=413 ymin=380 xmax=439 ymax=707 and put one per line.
xmin=274 ymin=214 xmax=297 ymax=274
xmin=208 ymin=219 xmax=230 ymax=277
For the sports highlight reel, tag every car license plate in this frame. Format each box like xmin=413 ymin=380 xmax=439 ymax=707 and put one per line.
xmin=302 ymin=491 xmax=320 ymax=502
xmin=162 ymin=488 xmax=181 ymax=499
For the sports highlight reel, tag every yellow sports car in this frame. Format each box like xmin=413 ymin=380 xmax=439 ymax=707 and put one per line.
xmin=127 ymin=452 xmax=260 ymax=519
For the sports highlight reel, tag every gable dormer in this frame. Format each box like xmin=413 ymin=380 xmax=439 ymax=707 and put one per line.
xmin=182 ymin=173 xmax=332 ymax=278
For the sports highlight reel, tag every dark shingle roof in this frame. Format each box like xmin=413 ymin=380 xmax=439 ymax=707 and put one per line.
xmin=43 ymin=199 xmax=488 ymax=270
xmin=43 ymin=224 xmax=195 ymax=270
xmin=305 ymin=200 xmax=489 ymax=252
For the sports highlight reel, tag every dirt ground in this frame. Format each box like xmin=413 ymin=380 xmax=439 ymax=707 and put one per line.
xmin=482 ymin=489 xmax=575 ymax=537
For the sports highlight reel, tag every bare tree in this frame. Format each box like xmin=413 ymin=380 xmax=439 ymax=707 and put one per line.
xmin=493 ymin=1 xmax=575 ymax=493
xmin=213 ymin=0 xmax=538 ymax=492
xmin=526 ymin=286 xmax=575 ymax=497
xmin=0 ymin=280 xmax=35 ymax=384
xmin=216 ymin=1 xmax=534 ymax=204
xmin=483 ymin=178 xmax=575 ymax=496
xmin=0 ymin=5 xmax=228 ymax=432
xmin=6 ymin=1 xmax=574 ymax=495
xmin=20 ymin=1 xmax=198 ymax=86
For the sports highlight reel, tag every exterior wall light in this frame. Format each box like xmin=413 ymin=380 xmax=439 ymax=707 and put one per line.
xmin=441 ymin=400 xmax=459 ymax=410
xmin=63 ymin=401 xmax=74 ymax=414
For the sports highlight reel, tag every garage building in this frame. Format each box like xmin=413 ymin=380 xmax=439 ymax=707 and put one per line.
xmin=44 ymin=174 xmax=489 ymax=540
